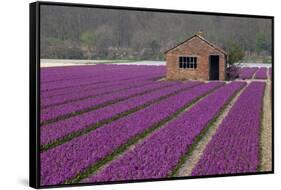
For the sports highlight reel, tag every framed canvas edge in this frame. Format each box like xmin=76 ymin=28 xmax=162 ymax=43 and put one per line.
xmin=30 ymin=1 xmax=41 ymax=189
xmin=29 ymin=1 xmax=275 ymax=189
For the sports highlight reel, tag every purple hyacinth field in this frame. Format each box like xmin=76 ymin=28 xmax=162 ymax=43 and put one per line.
xmin=40 ymin=64 xmax=272 ymax=186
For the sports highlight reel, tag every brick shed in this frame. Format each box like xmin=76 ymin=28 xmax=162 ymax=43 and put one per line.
xmin=165 ymin=32 xmax=227 ymax=81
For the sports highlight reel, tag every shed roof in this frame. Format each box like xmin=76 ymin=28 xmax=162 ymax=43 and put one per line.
xmin=164 ymin=34 xmax=227 ymax=55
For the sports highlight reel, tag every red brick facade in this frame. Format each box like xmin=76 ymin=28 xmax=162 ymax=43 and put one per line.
xmin=165 ymin=34 xmax=227 ymax=81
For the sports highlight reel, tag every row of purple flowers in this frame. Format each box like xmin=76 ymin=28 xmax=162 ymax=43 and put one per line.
xmin=191 ymin=82 xmax=265 ymax=175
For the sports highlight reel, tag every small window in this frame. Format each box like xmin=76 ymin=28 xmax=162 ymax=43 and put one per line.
xmin=179 ymin=62 xmax=183 ymax=68
xmin=179 ymin=57 xmax=183 ymax=68
xmin=179 ymin=56 xmax=197 ymax=69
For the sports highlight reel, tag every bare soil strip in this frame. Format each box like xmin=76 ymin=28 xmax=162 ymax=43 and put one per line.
xmin=267 ymin=67 xmax=269 ymax=79
xmin=252 ymin=69 xmax=259 ymax=79
xmin=175 ymin=83 xmax=248 ymax=177
xmin=259 ymin=80 xmax=272 ymax=171
xmin=235 ymin=78 xmax=266 ymax=82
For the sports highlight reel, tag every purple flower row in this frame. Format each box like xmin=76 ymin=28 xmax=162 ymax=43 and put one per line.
xmin=191 ymin=82 xmax=265 ymax=176
xmin=254 ymin=68 xmax=268 ymax=79
xmin=82 ymin=82 xmax=245 ymax=183
xmin=41 ymin=64 xmax=165 ymax=77
xmin=239 ymin=67 xmax=258 ymax=79
xmin=41 ymin=65 xmax=165 ymax=83
xmin=41 ymin=78 xmax=156 ymax=108
xmin=40 ymin=82 xmax=223 ymax=186
xmin=41 ymin=69 xmax=164 ymax=92
xmin=41 ymin=81 xmax=202 ymax=146
xmin=41 ymin=65 xmax=111 ymax=81
xmin=40 ymin=73 xmax=162 ymax=99
xmin=40 ymin=81 xmax=177 ymax=123
xmin=41 ymin=66 xmax=137 ymax=85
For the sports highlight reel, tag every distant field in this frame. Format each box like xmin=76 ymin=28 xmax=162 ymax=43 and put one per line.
xmin=40 ymin=64 xmax=272 ymax=186
xmin=40 ymin=59 xmax=142 ymax=67
xmin=236 ymin=62 xmax=272 ymax=68
xmin=41 ymin=59 xmax=273 ymax=68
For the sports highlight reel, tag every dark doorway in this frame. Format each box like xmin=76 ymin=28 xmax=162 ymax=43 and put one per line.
xmin=209 ymin=55 xmax=220 ymax=80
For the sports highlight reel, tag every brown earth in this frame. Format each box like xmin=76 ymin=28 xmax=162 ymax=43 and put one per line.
xmin=259 ymin=79 xmax=272 ymax=171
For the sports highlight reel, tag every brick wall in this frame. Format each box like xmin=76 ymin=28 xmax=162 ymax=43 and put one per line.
xmin=166 ymin=36 xmax=226 ymax=81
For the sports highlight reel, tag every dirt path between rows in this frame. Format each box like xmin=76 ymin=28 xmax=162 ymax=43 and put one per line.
xmin=251 ymin=69 xmax=258 ymax=79
xmin=259 ymin=79 xmax=272 ymax=171
xmin=176 ymin=82 xmax=248 ymax=177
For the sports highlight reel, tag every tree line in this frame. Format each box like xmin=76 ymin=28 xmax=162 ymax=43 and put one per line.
xmin=40 ymin=5 xmax=272 ymax=61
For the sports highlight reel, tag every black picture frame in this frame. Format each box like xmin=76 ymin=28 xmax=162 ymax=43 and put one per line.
xmin=29 ymin=1 xmax=274 ymax=188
